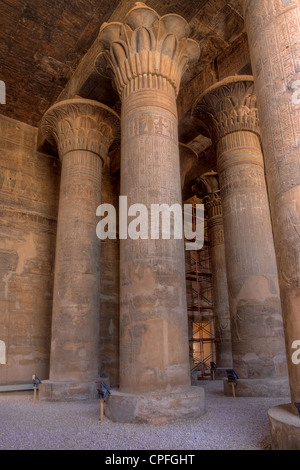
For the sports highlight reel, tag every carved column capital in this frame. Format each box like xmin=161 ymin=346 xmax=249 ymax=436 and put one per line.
xmin=179 ymin=143 xmax=198 ymax=189
xmin=96 ymin=2 xmax=200 ymax=99
xmin=205 ymin=193 xmax=222 ymax=219
xmin=193 ymin=170 xmax=224 ymax=245
xmin=193 ymin=170 xmax=220 ymax=202
xmin=40 ymin=98 xmax=120 ymax=162
xmin=192 ymin=76 xmax=260 ymax=143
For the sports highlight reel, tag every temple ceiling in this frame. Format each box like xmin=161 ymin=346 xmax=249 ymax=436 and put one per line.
xmin=0 ymin=0 xmax=245 ymax=128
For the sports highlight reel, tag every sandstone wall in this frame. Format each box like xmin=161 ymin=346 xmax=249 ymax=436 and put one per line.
xmin=0 ymin=114 xmax=59 ymax=384
xmin=0 ymin=114 xmax=121 ymax=387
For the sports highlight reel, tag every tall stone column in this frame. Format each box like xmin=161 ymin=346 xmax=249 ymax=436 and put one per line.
xmin=39 ymin=98 xmax=120 ymax=400
xmin=97 ymin=2 xmax=205 ymax=423
xmin=193 ymin=171 xmax=233 ymax=371
xmin=243 ymin=0 xmax=300 ymax=447
xmin=192 ymin=76 xmax=288 ymax=397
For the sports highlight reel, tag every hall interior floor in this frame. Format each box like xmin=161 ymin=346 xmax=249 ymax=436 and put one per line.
xmin=0 ymin=379 xmax=290 ymax=451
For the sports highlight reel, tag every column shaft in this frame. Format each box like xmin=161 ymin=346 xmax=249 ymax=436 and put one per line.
xmin=218 ymin=130 xmax=286 ymax=380
xmin=40 ymin=98 xmax=120 ymax=399
xmin=120 ymin=90 xmax=190 ymax=393
xmin=50 ymin=149 xmax=102 ymax=382
xmin=206 ymin=198 xmax=232 ymax=368
xmin=244 ymin=0 xmax=300 ymax=409
xmin=192 ymin=76 xmax=288 ymax=396
xmin=98 ymin=2 xmax=205 ymax=423
xmin=193 ymin=172 xmax=232 ymax=370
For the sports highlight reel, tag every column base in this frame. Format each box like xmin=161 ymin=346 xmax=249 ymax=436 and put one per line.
xmin=223 ymin=377 xmax=290 ymax=397
xmin=39 ymin=380 xmax=98 ymax=401
xmin=104 ymin=386 xmax=205 ymax=424
xmin=268 ymin=404 xmax=300 ymax=450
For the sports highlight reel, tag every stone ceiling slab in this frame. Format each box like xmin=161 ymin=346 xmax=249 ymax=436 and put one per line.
xmin=0 ymin=0 xmax=245 ymax=127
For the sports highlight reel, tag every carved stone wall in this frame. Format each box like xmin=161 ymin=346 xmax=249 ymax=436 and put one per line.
xmin=0 ymin=114 xmax=59 ymax=384
xmin=0 ymin=111 xmax=122 ymax=389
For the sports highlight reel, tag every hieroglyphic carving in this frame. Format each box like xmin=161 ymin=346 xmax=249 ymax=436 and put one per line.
xmin=123 ymin=111 xmax=177 ymax=142
xmin=121 ymin=104 xmax=181 ymax=224
xmin=243 ymin=0 xmax=300 ymax=411
xmin=0 ymin=206 xmax=57 ymax=232
xmin=97 ymin=2 xmax=200 ymax=99
xmin=219 ymin=166 xmax=266 ymax=201
xmin=243 ymin=0 xmax=300 ymax=198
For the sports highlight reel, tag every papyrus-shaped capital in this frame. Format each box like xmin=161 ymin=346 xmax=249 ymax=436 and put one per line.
xmin=40 ymin=98 xmax=120 ymax=162
xmin=192 ymin=76 xmax=260 ymax=143
xmin=97 ymin=2 xmax=200 ymax=98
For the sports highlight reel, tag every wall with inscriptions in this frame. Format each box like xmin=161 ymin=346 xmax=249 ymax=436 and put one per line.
xmin=0 ymin=114 xmax=59 ymax=385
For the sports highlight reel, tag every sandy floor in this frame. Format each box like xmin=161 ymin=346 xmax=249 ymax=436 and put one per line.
xmin=0 ymin=380 xmax=290 ymax=451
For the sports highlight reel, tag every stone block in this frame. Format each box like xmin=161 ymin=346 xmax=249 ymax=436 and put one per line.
xmin=39 ymin=380 xmax=98 ymax=401
xmin=223 ymin=377 xmax=291 ymax=398
xmin=105 ymin=386 xmax=205 ymax=425
xmin=268 ymin=404 xmax=300 ymax=450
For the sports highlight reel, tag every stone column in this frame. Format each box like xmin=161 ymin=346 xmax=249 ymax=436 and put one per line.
xmin=192 ymin=76 xmax=288 ymax=397
xmin=97 ymin=2 xmax=205 ymax=423
xmin=243 ymin=0 xmax=300 ymax=447
xmin=39 ymin=98 xmax=120 ymax=400
xmin=193 ymin=171 xmax=233 ymax=372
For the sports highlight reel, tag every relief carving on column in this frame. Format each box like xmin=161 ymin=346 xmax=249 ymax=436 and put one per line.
xmin=40 ymin=98 xmax=120 ymax=162
xmin=96 ymin=2 xmax=200 ymax=98
xmin=192 ymin=75 xmax=260 ymax=144
xmin=243 ymin=0 xmax=298 ymax=28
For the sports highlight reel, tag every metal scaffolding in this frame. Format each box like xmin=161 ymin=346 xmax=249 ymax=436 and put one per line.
xmin=185 ymin=204 xmax=216 ymax=380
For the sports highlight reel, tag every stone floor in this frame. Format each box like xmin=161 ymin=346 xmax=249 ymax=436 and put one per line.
xmin=0 ymin=379 xmax=291 ymax=451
